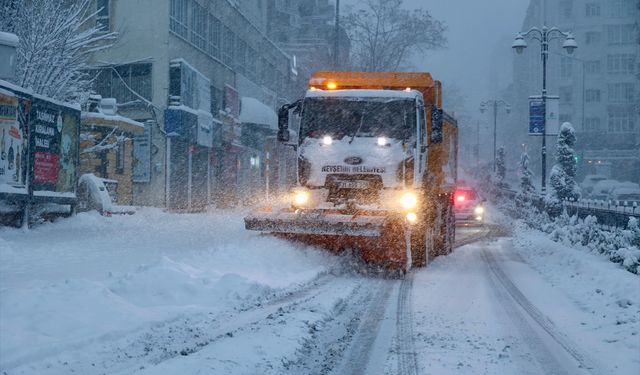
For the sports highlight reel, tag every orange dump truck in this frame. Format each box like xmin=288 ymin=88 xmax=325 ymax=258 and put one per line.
xmin=245 ymin=71 xmax=458 ymax=272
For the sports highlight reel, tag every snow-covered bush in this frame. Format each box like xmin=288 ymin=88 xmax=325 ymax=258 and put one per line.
xmin=496 ymin=190 xmax=640 ymax=274
xmin=549 ymin=123 xmax=580 ymax=202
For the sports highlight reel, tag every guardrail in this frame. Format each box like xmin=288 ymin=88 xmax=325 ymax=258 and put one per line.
xmin=498 ymin=188 xmax=640 ymax=229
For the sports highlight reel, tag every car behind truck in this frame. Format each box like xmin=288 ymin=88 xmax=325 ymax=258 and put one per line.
xmin=245 ymin=71 xmax=458 ymax=272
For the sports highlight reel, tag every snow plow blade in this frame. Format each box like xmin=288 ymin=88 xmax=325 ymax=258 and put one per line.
xmin=244 ymin=211 xmax=386 ymax=237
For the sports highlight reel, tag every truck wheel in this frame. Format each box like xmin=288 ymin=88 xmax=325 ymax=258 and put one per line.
xmin=410 ymin=220 xmax=428 ymax=267
xmin=360 ymin=217 xmax=407 ymax=272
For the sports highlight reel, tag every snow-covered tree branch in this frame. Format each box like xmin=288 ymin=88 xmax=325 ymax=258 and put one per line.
xmin=343 ymin=0 xmax=446 ymax=71
xmin=0 ymin=0 xmax=117 ymax=103
xmin=81 ymin=127 xmax=129 ymax=155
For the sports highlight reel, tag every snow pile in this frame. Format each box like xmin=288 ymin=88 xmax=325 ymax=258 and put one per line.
xmin=499 ymin=197 xmax=640 ymax=274
xmin=0 ymin=208 xmax=339 ymax=371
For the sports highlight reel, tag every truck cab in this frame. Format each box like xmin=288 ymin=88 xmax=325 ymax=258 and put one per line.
xmin=294 ymin=88 xmax=427 ymax=210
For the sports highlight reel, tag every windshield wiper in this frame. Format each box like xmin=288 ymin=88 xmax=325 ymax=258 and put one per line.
xmin=349 ymin=110 xmax=365 ymax=144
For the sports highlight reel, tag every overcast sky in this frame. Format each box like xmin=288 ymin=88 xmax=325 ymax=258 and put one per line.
xmin=342 ymin=0 xmax=531 ymax=114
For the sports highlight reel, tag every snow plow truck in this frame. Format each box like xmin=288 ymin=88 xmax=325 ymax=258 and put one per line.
xmin=245 ymin=71 xmax=458 ymax=272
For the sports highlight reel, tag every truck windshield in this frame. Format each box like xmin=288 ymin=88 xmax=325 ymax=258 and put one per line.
xmin=299 ymin=97 xmax=416 ymax=142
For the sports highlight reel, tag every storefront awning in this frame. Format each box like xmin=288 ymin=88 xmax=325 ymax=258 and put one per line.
xmin=239 ymin=97 xmax=277 ymax=130
xmin=81 ymin=112 xmax=145 ymax=135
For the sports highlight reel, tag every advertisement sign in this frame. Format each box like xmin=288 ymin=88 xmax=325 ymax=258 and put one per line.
xmin=528 ymin=99 xmax=545 ymax=135
xmin=544 ymin=96 xmax=560 ymax=136
xmin=0 ymin=87 xmax=28 ymax=195
xmin=133 ymin=121 xmax=152 ymax=183
xmin=30 ymin=96 xmax=80 ymax=198
xmin=529 ymin=95 xmax=560 ymax=136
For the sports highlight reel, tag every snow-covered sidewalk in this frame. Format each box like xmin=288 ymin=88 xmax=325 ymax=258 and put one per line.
xmin=0 ymin=209 xmax=339 ymax=373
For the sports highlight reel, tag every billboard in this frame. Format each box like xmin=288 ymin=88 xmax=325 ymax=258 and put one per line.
xmin=30 ymin=96 xmax=80 ymax=200
xmin=0 ymin=87 xmax=29 ymax=196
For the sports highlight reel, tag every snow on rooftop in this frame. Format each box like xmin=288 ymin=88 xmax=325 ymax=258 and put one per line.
xmin=239 ymin=97 xmax=277 ymax=129
xmin=306 ymin=89 xmax=423 ymax=100
xmin=0 ymin=31 xmax=19 ymax=47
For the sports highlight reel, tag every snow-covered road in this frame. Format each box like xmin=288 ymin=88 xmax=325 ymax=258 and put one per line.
xmin=0 ymin=210 xmax=637 ymax=374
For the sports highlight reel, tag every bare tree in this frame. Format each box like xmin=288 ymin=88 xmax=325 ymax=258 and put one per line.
xmin=0 ymin=0 xmax=116 ymax=103
xmin=343 ymin=0 xmax=446 ymax=71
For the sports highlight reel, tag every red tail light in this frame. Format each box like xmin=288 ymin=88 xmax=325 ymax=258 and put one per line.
xmin=454 ymin=193 xmax=466 ymax=205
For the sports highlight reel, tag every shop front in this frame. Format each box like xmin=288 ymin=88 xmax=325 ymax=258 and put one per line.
xmin=164 ymin=107 xmax=216 ymax=211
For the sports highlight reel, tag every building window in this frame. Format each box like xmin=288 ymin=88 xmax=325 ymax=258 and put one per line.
xmin=607 ymin=24 xmax=635 ymax=45
xmin=560 ymin=57 xmax=573 ymax=78
xmin=236 ymin=38 xmax=247 ymax=74
xmin=93 ymin=63 xmax=153 ymax=104
xmin=607 ymin=54 xmax=636 ymax=74
xmin=585 ymin=60 xmax=601 ymax=74
xmin=560 ymin=86 xmax=573 ymax=103
xmin=585 ymin=3 xmax=600 ymax=16
xmin=585 ymin=31 xmax=601 ymax=44
xmin=96 ymin=0 xmax=110 ymax=31
xmin=190 ymin=1 xmax=206 ymax=50
xmin=211 ymin=86 xmax=223 ymax=115
xmin=585 ymin=117 xmax=601 ymax=131
xmin=609 ymin=0 xmax=636 ymax=17
xmin=559 ymin=0 xmax=573 ymax=18
xmin=585 ymin=89 xmax=601 ymax=102
xmin=170 ymin=0 xmax=189 ymax=39
xmin=208 ymin=15 xmax=220 ymax=58
xmin=608 ymin=111 xmax=635 ymax=132
xmin=246 ymin=47 xmax=257 ymax=81
xmin=608 ymin=83 xmax=635 ymax=103
xmin=222 ymin=26 xmax=234 ymax=67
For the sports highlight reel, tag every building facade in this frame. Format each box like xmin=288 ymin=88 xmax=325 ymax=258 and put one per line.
xmin=88 ymin=0 xmax=299 ymax=209
xmin=512 ymin=0 xmax=639 ymax=184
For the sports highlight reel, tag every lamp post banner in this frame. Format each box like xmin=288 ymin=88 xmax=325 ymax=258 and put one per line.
xmin=528 ymin=99 xmax=545 ymax=135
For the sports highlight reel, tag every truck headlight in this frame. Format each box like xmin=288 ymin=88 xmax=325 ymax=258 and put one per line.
xmin=474 ymin=206 xmax=484 ymax=215
xmin=293 ymin=190 xmax=310 ymax=206
xmin=406 ymin=212 xmax=417 ymax=223
xmin=322 ymin=135 xmax=333 ymax=145
xmin=400 ymin=192 xmax=418 ymax=210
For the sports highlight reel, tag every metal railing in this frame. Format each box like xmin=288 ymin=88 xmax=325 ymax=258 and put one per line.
xmin=498 ymin=188 xmax=640 ymax=229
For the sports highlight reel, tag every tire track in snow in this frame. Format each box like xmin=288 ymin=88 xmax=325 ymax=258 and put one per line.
xmin=481 ymin=247 xmax=599 ymax=374
xmin=2 ymin=271 xmax=345 ymax=375
xmin=335 ymin=279 xmax=395 ymax=375
xmin=396 ymin=272 xmax=418 ymax=375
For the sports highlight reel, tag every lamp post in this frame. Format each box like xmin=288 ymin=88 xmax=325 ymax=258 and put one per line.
xmin=479 ymin=100 xmax=511 ymax=172
xmin=513 ymin=26 xmax=577 ymax=194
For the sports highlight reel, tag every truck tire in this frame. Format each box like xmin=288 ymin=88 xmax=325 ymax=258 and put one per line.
xmin=410 ymin=220 xmax=428 ymax=267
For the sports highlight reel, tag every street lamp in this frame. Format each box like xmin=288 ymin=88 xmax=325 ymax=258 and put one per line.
xmin=480 ymin=99 xmax=510 ymax=172
xmin=513 ymin=26 xmax=577 ymax=194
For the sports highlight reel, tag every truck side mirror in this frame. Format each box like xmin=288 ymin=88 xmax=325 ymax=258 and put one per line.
xmin=277 ymin=105 xmax=290 ymax=142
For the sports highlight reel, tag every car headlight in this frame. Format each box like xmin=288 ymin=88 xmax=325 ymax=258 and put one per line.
xmin=400 ymin=192 xmax=418 ymax=210
xmin=293 ymin=190 xmax=310 ymax=206
xmin=474 ymin=206 xmax=484 ymax=215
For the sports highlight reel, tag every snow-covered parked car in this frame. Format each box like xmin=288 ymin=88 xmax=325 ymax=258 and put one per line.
xmin=580 ymin=174 xmax=608 ymax=197
xmin=77 ymin=174 xmax=135 ymax=216
xmin=453 ymin=186 xmax=484 ymax=224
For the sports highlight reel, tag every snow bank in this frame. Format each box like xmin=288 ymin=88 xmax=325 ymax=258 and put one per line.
xmin=0 ymin=208 xmax=339 ymax=369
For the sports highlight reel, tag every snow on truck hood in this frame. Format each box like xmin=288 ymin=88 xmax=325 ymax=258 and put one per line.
xmin=305 ymin=89 xmax=423 ymax=101
xmin=300 ymin=136 xmax=408 ymax=188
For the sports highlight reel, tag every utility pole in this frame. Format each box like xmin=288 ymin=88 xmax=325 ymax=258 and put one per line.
xmin=334 ymin=0 xmax=340 ymax=69
xmin=513 ymin=26 xmax=577 ymax=194
xmin=479 ymin=100 xmax=510 ymax=172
